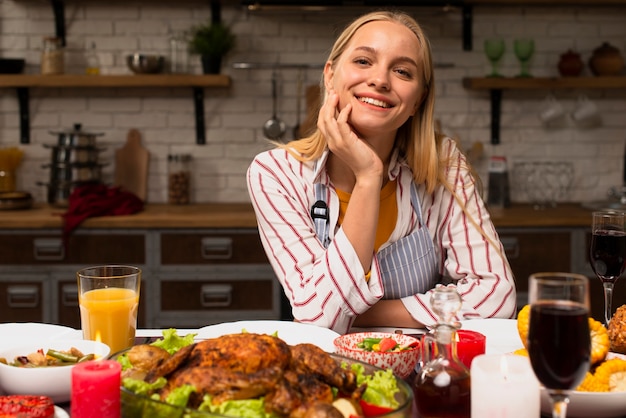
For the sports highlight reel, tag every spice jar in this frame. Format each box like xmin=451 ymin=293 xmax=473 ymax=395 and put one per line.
xmin=168 ymin=154 xmax=191 ymax=204
xmin=41 ymin=36 xmax=64 ymax=75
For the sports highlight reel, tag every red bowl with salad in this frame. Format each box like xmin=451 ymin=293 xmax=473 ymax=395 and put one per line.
xmin=113 ymin=330 xmax=413 ymax=418
xmin=333 ymin=332 xmax=420 ymax=379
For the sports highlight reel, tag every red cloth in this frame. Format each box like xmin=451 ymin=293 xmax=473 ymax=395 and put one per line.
xmin=62 ymin=183 xmax=144 ymax=244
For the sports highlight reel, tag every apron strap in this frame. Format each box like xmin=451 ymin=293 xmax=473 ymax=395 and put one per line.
xmin=312 ymin=183 xmax=331 ymax=248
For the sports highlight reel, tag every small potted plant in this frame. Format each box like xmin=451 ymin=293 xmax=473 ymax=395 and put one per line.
xmin=188 ymin=21 xmax=236 ymax=74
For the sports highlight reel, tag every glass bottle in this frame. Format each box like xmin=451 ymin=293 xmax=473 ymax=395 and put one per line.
xmin=413 ymin=287 xmax=471 ymax=418
xmin=167 ymin=154 xmax=192 ymax=204
xmin=169 ymin=32 xmax=190 ymax=74
xmin=41 ymin=36 xmax=64 ymax=75
xmin=85 ymin=42 xmax=100 ymax=75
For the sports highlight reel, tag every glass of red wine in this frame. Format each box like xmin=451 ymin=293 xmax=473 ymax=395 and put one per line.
xmin=527 ymin=272 xmax=590 ymax=418
xmin=590 ymin=210 xmax=626 ymax=325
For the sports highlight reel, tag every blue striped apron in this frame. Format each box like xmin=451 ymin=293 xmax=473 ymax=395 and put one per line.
xmin=313 ymin=181 xmax=439 ymax=299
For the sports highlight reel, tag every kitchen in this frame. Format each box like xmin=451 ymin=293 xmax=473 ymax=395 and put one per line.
xmin=1 ymin=0 xmax=626 ymax=328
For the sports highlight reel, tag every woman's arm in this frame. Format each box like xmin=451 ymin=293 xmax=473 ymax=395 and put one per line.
xmin=402 ymin=139 xmax=517 ymax=326
xmin=247 ymin=149 xmax=384 ymax=334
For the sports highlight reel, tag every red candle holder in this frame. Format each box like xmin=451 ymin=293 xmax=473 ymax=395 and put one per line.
xmin=456 ymin=330 xmax=486 ymax=368
xmin=71 ymin=359 xmax=121 ymax=418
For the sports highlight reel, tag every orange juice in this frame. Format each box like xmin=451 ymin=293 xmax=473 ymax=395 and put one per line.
xmin=79 ymin=287 xmax=139 ymax=354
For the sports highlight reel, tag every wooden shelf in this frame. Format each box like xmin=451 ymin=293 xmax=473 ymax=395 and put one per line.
xmin=462 ymin=76 xmax=626 ymax=145
xmin=463 ymin=76 xmax=626 ymax=90
xmin=0 ymin=75 xmax=232 ymax=145
xmin=0 ymin=74 xmax=231 ymax=88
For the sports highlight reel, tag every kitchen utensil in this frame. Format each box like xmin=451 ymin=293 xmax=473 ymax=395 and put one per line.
xmin=45 ymin=144 xmax=104 ymax=165
xmin=0 ymin=147 xmax=24 ymax=192
xmin=0 ymin=191 xmax=33 ymax=210
xmin=484 ymin=38 xmax=505 ymax=77
xmin=50 ymin=124 xmax=104 ymax=147
xmin=114 ymin=129 xmax=149 ymax=201
xmin=558 ymin=49 xmax=584 ymax=77
xmin=292 ymin=69 xmax=303 ymax=140
xmin=571 ymin=94 xmax=601 ymax=128
xmin=44 ymin=162 xmax=105 ymax=183
xmin=589 ymin=42 xmax=624 ymax=76
xmin=38 ymin=180 xmax=98 ymax=207
xmin=126 ymin=53 xmax=165 ymax=74
xmin=538 ymin=94 xmax=566 ymax=127
xmin=514 ymin=38 xmax=535 ymax=77
xmin=0 ymin=58 xmax=25 ymax=74
xmin=263 ymin=72 xmax=286 ymax=140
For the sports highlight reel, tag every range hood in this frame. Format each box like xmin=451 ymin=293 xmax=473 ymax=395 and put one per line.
xmin=241 ymin=1 xmax=464 ymax=9
xmin=240 ymin=0 xmax=472 ymax=50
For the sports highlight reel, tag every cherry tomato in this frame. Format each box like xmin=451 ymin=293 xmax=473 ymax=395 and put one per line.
xmin=359 ymin=399 xmax=394 ymax=417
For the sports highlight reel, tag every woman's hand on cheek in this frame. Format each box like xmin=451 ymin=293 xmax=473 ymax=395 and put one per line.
xmin=318 ymin=91 xmax=381 ymax=176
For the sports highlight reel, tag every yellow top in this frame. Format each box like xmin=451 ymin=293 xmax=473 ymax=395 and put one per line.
xmin=335 ymin=179 xmax=398 ymax=252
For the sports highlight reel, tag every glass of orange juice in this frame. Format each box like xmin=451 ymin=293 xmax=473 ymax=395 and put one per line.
xmin=77 ymin=265 xmax=141 ymax=354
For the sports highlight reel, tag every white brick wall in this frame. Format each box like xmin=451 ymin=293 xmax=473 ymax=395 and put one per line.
xmin=1 ymin=1 xmax=625 ymax=205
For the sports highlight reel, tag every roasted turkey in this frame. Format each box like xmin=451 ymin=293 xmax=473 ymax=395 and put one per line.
xmin=123 ymin=333 xmax=364 ymax=418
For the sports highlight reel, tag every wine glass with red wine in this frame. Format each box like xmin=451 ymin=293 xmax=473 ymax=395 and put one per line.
xmin=527 ymin=272 xmax=590 ymax=418
xmin=590 ymin=211 xmax=626 ymax=325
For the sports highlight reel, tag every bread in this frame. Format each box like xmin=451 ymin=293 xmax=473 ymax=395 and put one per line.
xmin=608 ymin=304 xmax=626 ymax=354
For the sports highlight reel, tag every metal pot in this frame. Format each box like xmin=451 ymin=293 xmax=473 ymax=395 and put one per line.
xmin=44 ymin=162 xmax=104 ymax=183
xmin=45 ymin=144 xmax=104 ymax=164
xmin=50 ymin=123 xmax=104 ymax=147
xmin=37 ymin=180 xmax=100 ymax=207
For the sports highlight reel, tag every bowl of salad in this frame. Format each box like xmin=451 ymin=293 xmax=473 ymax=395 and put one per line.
xmin=113 ymin=329 xmax=413 ymax=418
xmin=0 ymin=339 xmax=110 ymax=403
xmin=333 ymin=332 xmax=420 ymax=379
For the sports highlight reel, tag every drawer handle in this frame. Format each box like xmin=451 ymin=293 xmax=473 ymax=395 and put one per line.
xmin=62 ymin=284 xmax=79 ymax=307
xmin=33 ymin=238 xmax=65 ymax=261
xmin=500 ymin=236 xmax=519 ymax=259
xmin=7 ymin=285 xmax=39 ymax=308
xmin=201 ymin=284 xmax=232 ymax=307
xmin=201 ymin=237 xmax=233 ymax=260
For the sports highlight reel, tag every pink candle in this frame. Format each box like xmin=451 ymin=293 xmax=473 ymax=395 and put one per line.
xmin=456 ymin=330 xmax=486 ymax=368
xmin=71 ymin=360 xmax=121 ymax=418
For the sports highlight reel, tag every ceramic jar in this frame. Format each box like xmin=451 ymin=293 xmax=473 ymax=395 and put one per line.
xmin=558 ymin=49 xmax=584 ymax=77
xmin=589 ymin=42 xmax=624 ymax=76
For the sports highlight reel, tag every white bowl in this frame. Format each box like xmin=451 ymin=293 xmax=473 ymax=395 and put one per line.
xmin=0 ymin=339 xmax=110 ymax=403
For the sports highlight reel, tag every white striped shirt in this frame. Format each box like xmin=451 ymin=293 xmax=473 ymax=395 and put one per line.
xmin=247 ymin=137 xmax=516 ymax=334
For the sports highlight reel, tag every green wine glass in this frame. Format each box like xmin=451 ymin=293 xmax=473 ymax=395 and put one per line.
xmin=484 ymin=38 xmax=505 ymax=77
xmin=514 ymin=38 xmax=535 ymax=77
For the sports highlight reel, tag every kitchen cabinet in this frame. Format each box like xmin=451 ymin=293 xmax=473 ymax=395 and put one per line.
xmin=462 ymin=76 xmax=626 ymax=144
xmin=499 ymin=225 xmax=626 ymax=322
xmin=0 ymin=74 xmax=232 ymax=145
xmin=0 ymin=225 xmax=283 ymax=328
xmin=154 ymin=229 xmax=281 ymax=328
xmin=0 ymin=229 xmax=148 ymax=326
xmin=499 ymin=228 xmax=573 ymax=309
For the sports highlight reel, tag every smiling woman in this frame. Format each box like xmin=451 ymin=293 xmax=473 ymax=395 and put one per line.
xmin=246 ymin=10 xmax=516 ymax=337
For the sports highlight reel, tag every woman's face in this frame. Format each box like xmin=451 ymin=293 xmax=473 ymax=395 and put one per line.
xmin=324 ymin=20 xmax=424 ymax=139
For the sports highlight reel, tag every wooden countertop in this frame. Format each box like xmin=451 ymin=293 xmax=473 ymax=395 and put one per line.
xmin=0 ymin=202 xmax=595 ymax=230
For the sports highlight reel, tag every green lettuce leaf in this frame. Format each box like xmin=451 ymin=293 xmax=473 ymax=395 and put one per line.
xmin=151 ymin=328 xmax=197 ymax=354
xmin=350 ymin=363 xmax=399 ymax=409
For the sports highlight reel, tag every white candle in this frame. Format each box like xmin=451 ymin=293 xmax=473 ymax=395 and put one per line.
xmin=471 ymin=354 xmax=540 ymax=418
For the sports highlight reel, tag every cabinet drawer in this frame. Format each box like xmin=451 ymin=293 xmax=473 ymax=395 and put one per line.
xmin=160 ymin=231 xmax=267 ymax=265
xmin=160 ymin=279 xmax=274 ymax=312
xmin=499 ymin=230 xmax=571 ymax=296
xmin=0 ymin=233 xmax=145 ymax=265
xmin=0 ymin=281 xmax=45 ymax=323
